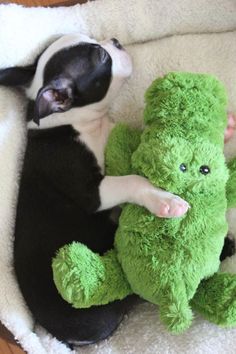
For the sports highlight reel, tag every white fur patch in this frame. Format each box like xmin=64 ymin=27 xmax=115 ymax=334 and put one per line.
xmin=74 ymin=117 xmax=114 ymax=171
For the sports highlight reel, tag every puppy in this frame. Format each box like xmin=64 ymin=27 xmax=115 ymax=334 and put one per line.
xmin=0 ymin=34 xmax=193 ymax=347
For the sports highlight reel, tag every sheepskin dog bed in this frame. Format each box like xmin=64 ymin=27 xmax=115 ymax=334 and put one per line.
xmin=0 ymin=0 xmax=236 ymax=353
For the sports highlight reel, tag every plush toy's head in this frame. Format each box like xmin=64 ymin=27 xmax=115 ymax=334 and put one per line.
xmin=132 ymin=72 xmax=229 ymax=196
xmin=132 ymin=136 xmax=228 ymax=196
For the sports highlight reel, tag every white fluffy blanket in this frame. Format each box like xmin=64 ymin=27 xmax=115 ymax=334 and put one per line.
xmin=0 ymin=1 xmax=236 ymax=353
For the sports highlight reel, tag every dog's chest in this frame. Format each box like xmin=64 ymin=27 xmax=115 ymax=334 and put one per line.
xmin=73 ymin=118 xmax=114 ymax=172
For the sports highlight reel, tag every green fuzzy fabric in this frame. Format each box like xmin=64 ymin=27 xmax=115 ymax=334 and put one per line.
xmin=52 ymin=72 xmax=233 ymax=333
xmin=53 ymin=243 xmax=132 ymax=308
xmin=191 ymin=272 xmax=236 ymax=327
xmin=227 ymin=157 xmax=236 ymax=208
xmin=105 ymin=123 xmax=141 ymax=176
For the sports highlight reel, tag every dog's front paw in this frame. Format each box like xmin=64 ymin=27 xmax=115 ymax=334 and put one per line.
xmin=158 ymin=194 xmax=190 ymax=218
xmin=142 ymin=188 xmax=190 ymax=218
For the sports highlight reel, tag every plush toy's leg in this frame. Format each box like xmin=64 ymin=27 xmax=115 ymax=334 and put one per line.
xmin=158 ymin=278 xmax=193 ymax=333
xmin=191 ymin=272 xmax=236 ymax=327
xmin=52 ymin=242 xmax=133 ymax=308
xmin=226 ymin=157 xmax=236 ymax=208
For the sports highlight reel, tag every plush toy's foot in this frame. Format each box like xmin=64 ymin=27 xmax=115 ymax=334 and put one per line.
xmin=192 ymin=272 xmax=236 ymax=327
xmin=52 ymin=243 xmax=132 ymax=308
xmin=158 ymin=279 xmax=193 ymax=334
xmin=225 ymin=112 xmax=236 ymax=143
xmin=159 ymin=301 xmax=193 ymax=334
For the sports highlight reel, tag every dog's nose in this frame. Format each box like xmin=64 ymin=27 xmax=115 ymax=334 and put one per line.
xmin=111 ymin=38 xmax=123 ymax=50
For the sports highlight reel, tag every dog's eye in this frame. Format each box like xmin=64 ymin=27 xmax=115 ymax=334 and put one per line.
xmin=179 ymin=163 xmax=187 ymax=172
xmin=199 ymin=165 xmax=210 ymax=175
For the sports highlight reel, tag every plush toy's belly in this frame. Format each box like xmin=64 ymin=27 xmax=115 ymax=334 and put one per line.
xmin=115 ymin=202 xmax=228 ymax=304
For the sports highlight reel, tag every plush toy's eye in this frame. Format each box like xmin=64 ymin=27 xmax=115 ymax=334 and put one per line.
xmin=199 ymin=165 xmax=210 ymax=175
xmin=179 ymin=163 xmax=187 ymax=172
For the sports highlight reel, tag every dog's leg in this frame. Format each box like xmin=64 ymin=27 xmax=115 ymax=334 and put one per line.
xmin=98 ymin=175 xmax=190 ymax=218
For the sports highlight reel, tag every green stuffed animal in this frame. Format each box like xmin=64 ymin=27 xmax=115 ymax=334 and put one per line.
xmin=52 ymin=72 xmax=236 ymax=333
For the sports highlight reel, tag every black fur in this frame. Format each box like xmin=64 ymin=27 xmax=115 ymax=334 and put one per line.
xmin=14 ymin=125 xmax=136 ymax=346
xmin=34 ymin=43 xmax=112 ymax=122
xmin=0 ymin=64 xmax=36 ymax=86
xmin=43 ymin=43 xmax=112 ymax=108
xmin=0 ymin=43 xmax=112 ymax=122
xmin=220 ymin=234 xmax=236 ymax=261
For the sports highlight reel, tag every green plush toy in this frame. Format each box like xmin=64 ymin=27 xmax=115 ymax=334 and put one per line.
xmin=52 ymin=72 xmax=236 ymax=333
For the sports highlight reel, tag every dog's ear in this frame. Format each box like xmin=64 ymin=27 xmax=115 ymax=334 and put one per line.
xmin=34 ymin=78 xmax=74 ymax=124
xmin=0 ymin=65 xmax=36 ymax=86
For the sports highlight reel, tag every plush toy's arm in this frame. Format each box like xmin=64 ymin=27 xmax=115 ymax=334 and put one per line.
xmin=226 ymin=157 xmax=236 ymax=209
xmin=105 ymin=123 xmax=142 ymax=176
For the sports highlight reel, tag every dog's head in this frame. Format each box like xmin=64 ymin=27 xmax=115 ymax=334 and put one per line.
xmin=0 ymin=34 xmax=132 ymax=127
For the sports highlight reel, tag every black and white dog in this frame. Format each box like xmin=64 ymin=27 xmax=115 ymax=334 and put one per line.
xmin=0 ymin=33 xmax=204 ymax=347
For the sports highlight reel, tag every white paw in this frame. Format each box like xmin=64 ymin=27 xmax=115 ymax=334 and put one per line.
xmin=142 ymin=188 xmax=190 ymax=218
